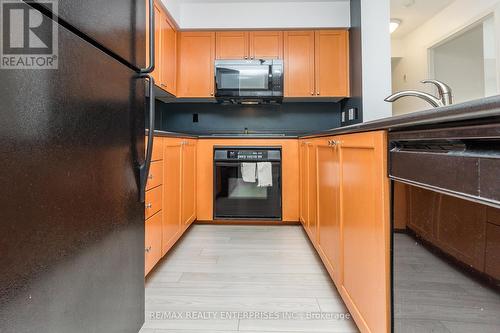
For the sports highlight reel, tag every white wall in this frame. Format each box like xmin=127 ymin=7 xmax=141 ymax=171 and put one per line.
xmin=161 ymin=1 xmax=350 ymax=29
xmin=391 ymin=0 xmax=500 ymax=115
xmin=361 ymin=0 xmax=393 ymax=121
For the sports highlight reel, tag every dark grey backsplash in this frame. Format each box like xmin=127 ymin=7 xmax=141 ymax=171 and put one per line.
xmin=156 ymin=102 xmax=342 ymax=135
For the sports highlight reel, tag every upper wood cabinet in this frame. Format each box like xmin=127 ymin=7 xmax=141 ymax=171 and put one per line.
xmin=315 ymin=30 xmax=349 ymax=97
xmin=284 ymin=31 xmax=315 ymax=97
xmin=216 ymin=31 xmax=249 ymax=59
xmin=159 ymin=12 xmax=177 ymax=94
xmin=284 ymin=29 xmax=349 ymax=98
xmin=146 ymin=1 xmax=177 ymax=94
xmin=250 ymin=31 xmax=283 ymax=59
xmin=177 ymin=31 xmax=216 ymax=98
xmin=216 ymin=31 xmax=283 ymax=60
xmin=147 ymin=2 xmax=162 ymax=84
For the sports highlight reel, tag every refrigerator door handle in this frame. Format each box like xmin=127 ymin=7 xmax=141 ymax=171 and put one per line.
xmin=140 ymin=0 xmax=155 ymax=74
xmin=139 ymin=74 xmax=155 ymax=202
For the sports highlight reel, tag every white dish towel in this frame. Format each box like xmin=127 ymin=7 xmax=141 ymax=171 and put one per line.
xmin=257 ymin=162 xmax=273 ymax=187
xmin=241 ymin=163 xmax=257 ymax=183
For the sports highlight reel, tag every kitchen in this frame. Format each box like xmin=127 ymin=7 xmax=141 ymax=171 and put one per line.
xmin=0 ymin=0 xmax=499 ymax=333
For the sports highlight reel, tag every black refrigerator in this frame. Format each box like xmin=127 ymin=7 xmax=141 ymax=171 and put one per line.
xmin=0 ymin=0 xmax=152 ymax=332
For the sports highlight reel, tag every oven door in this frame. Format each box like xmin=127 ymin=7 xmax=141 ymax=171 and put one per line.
xmin=215 ymin=62 xmax=272 ymax=97
xmin=214 ymin=162 xmax=282 ymax=219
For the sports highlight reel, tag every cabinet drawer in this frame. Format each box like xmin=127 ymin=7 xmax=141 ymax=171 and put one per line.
xmin=145 ymin=211 xmax=162 ymax=275
xmin=146 ymin=136 xmax=164 ymax=161
xmin=145 ymin=185 xmax=162 ymax=219
xmin=146 ymin=160 xmax=163 ymax=190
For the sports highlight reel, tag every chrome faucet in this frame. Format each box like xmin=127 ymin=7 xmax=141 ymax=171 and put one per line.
xmin=385 ymin=79 xmax=453 ymax=108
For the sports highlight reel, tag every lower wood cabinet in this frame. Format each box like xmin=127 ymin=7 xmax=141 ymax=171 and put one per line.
xmin=145 ymin=211 xmax=162 ymax=275
xmin=181 ymin=139 xmax=197 ymax=227
xmin=299 ymin=131 xmax=390 ymax=333
xmin=316 ymin=137 xmax=341 ymax=282
xmin=162 ymin=137 xmax=183 ymax=256
xmin=145 ymin=136 xmax=198 ymax=276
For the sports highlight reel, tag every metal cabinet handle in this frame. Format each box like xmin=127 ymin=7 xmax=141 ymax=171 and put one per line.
xmin=316 ymin=92 xmax=320 ymax=96
xmin=145 ymin=246 xmax=152 ymax=253
xmin=310 ymin=92 xmax=314 ymax=96
xmin=146 ymin=203 xmax=152 ymax=208
xmin=140 ymin=0 xmax=155 ymax=74
xmin=138 ymin=74 xmax=155 ymax=202
xmin=148 ymin=174 xmax=153 ymax=179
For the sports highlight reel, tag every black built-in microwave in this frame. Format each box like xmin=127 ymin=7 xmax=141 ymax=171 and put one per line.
xmin=214 ymin=59 xmax=283 ymax=103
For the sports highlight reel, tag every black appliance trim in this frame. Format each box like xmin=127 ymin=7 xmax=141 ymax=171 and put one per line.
xmin=213 ymin=147 xmax=283 ymax=220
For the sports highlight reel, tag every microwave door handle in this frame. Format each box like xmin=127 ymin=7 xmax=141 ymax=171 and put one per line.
xmin=268 ymin=65 xmax=273 ymax=90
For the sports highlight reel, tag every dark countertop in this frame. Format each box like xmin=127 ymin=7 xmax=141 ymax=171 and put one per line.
xmin=302 ymin=96 xmax=500 ymax=138
xmin=152 ymin=96 xmax=500 ymax=139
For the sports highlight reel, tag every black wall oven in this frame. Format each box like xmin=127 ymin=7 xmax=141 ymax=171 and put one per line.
xmin=214 ymin=147 xmax=282 ymax=220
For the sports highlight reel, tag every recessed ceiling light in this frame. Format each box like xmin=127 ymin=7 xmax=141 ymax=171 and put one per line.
xmin=390 ymin=19 xmax=402 ymax=34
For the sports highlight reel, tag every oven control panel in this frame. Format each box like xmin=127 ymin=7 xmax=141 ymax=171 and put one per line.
xmin=214 ymin=148 xmax=281 ymax=162
xmin=228 ymin=150 xmax=267 ymax=160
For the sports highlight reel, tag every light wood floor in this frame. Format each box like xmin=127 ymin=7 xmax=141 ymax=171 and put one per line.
xmin=140 ymin=224 xmax=359 ymax=333
xmin=394 ymin=233 xmax=500 ymax=332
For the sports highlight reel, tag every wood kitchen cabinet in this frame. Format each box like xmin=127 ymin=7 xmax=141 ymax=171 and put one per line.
xmin=284 ymin=31 xmax=315 ymax=97
xmin=315 ymin=30 xmax=349 ymax=97
xmin=216 ymin=31 xmax=283 ymax=60
xmin=146 ymin=1 xmax=177 ymax=94
xmin=159 ymin=11 xmax=177 ymax=94
xmin=299 ymin=141 xmax=309 ymax=226
xmin=181 ymin=139 xmax=197 ymax=228
xmin=316 ymin=137 xmax=341 ymax=283
xmin=162 ymin=137 xmax=183 ymax=256
xmin=338 ymin=131 xmax=389 ymax=333
xmin=177 ymin=31 xmax=215 ymax=98
xmin=306 ymin=140 xmax=318 ymax=242
xmin=145 ymin=136 xmax=165 ymax=275
xmin=299 ymin=131 xmax=390 ymax=333
xmin=250 ymin=31 xmax=283 ymax=59
xmin=284 ymin=29 xmax=349 ymax=98
xmin=145 ymin=211 xmax=162 ymax=275
xmin=147 ymin=2 xmax=162 ymax=84
xmin=216 ymin=31 xmax=249 ymax=59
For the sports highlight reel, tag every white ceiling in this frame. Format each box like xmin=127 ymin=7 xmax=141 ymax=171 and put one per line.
xmin=178 ymin=0 xmax=345 ymax=2
xmin=391 ymin=0 xmax=455 ymax=38
xmin=161 ymin=0 xmax=350 ymax=29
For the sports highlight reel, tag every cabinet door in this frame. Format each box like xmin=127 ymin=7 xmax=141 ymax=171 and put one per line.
xmin=284 ymin=31 xmax=315 ymax=97
xmin=148 ymin=3 xmax=162 ymax=84
xmin=315 ymin=30 xmax=349 ymax=97
xmin=338 ymin=131 xmax=390 ymax=333
xmin=299 ymin=141 xmax=309 ymax=226
xmin=216 ymin=31 xmax=249 ymax=59
xmin=177 ymin=32 xmax=215 ymax=97
xmin=159 ymin=13 xmax=177 ymax=94
xmin=145 ymin=211 xmax=162 ymax=275
xmin=181 ymin=139 xmax=197 ymax=227
xmin=307 ymin=141 xmax=318 ymax=241
xmin=249 ymin=31 xmax=283 ymax=59
xmin=317 ymin=137 xmax=341 ymax=281
xmin=162 ymin=138 xmax=182 ymax=255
